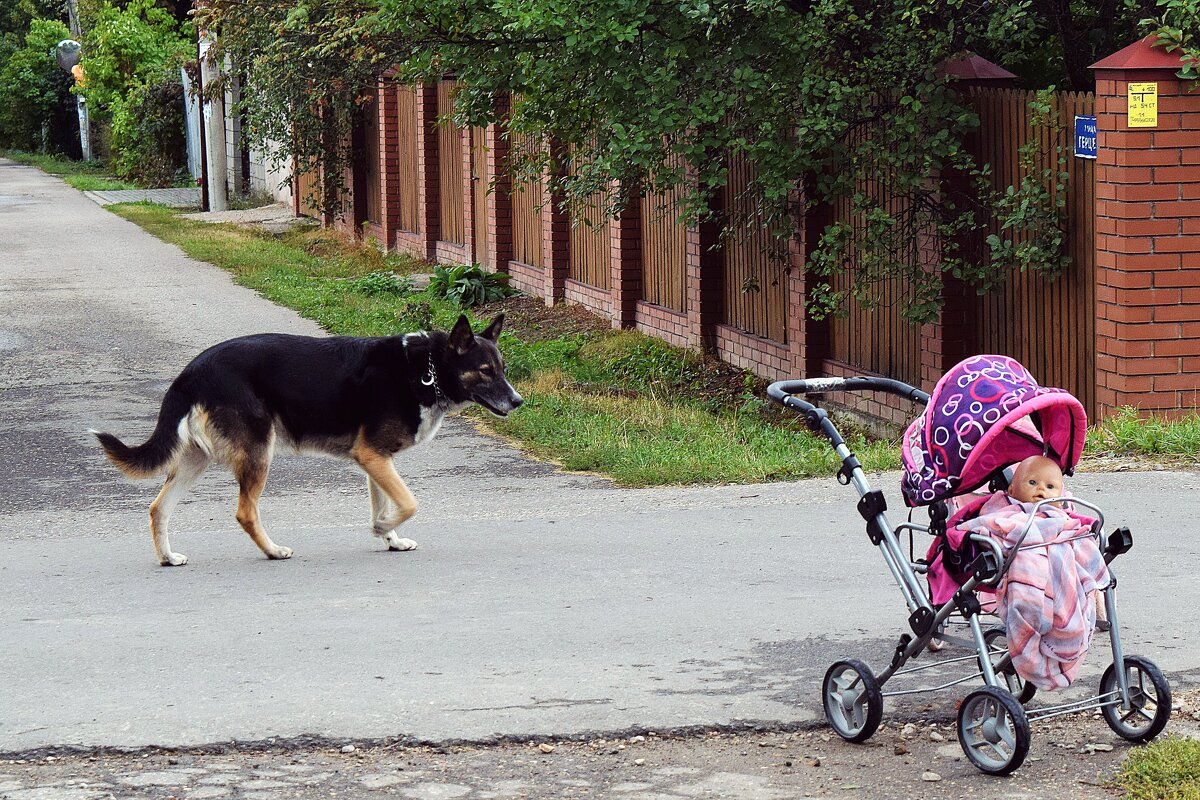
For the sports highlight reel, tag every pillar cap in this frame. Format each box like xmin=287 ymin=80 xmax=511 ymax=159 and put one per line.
xmin=1090 ymin=35 xmax=1189 ymax=72
xmin=939 ymin=53 xmax=1017 ymax=84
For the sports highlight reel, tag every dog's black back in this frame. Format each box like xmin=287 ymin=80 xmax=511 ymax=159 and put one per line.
xmin=96 ymin=313 xmax=520 ymax=477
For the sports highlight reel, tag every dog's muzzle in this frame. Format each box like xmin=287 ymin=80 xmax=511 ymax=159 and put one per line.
xmin=476 ymin=386 xmax=523 ymax=418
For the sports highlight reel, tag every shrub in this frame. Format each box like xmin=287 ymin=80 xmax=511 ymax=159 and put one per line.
xmin=78 ymin=0 xmax=191 ymax=182
xmin=0 ymin=19 xmax=73 ymax=151
xmin=350 ymin=270 xmax=415 ymax=297
xmin=109 ymin=72 xmax=187 ymax=186
xmin=427 ymin=264 xmax=516 ymax=308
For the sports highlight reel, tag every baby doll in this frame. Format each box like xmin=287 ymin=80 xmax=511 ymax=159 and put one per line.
xmin=1005 ymin=455 xmax=1109 ymax=631
xmin=1007 ymin=454 xmax=1065 ymax=505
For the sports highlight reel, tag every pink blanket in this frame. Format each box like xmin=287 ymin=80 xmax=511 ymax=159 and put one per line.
xmin=957 ymin=492 xmax=1111 ymax=690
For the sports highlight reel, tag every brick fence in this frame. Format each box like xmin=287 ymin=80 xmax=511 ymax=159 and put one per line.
xmin=321 ymin=37 xmax=1199 ymax=421
xmin=1092 ymin=37 xmax=1200 ymax=415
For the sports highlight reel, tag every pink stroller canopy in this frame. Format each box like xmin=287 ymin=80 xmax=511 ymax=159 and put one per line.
xmin=901 ymin=355 xmax=1087 ymax=507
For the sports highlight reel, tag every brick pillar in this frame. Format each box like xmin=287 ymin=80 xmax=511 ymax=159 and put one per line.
xmin=931 ymin=55 xmax=1016 ymax=390
xmin=1091 ymin=36 xmax=1200 ymax=415
xmin=686 ymin=211 xmax=723 ymax=354
xmin=487 ymin=96 xmax=514 ymax=274
xmin=463 ymin=123 xmax=477 ymax=263
xmin=542 ymin=145 xmax=570 ymax=305
xmin=610 ymin=193 xmax=642 ymax=328
xmin=785 ymin=190 xmax=809 ymax=377
xmin=376 ymin=77 xmax=401 ymax=249
xmin=414 ymin=83 xmax=440 ymax=258
xmin=801 ymin=191 xmax=830 ymax=378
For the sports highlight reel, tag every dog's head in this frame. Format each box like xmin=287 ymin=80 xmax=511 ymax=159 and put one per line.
xmin=444 ymin=313 xmax=523 ymax=417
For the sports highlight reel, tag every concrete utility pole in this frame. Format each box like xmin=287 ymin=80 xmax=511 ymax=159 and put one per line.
xmin=198 ymin=31 xmax=228 ymax=212
xmin=64 ymin=0 xmax=91 ymax=160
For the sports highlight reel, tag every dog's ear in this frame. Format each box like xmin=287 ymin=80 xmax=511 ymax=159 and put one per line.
xmin=480 ymin=313 xmax=505 ymax=342
xmin=448 ymin=314 xmax=475 ymax=355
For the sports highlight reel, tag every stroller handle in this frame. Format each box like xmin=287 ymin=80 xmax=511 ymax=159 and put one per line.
xmin=767 ymin=376 xmax=931 ymax=406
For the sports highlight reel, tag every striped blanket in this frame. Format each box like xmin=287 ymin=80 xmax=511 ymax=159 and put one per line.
xmin=958 ymin=492 xmax=1111 ymax=690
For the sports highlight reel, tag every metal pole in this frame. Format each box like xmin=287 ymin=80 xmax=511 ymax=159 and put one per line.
xmin=195 ymin=41 xmax=210 ymax=212
xmin=199 ymin=31 xmax=228 ymax=212
xmin=65 ymin=0 xmax=91 ymax=161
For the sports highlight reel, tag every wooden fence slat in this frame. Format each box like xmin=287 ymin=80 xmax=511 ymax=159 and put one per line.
xmin=964 ymin=87 xmax=1096 ymax=417
xmin=438 ymin=80 xmax=465 ymax=245
xmin=721 ymin=154 xmax=787 ymax=342
xmin=397 ymin=86 xmax=419 ymax=233
xmin=641 ymin=185 xmax=688 ymax=312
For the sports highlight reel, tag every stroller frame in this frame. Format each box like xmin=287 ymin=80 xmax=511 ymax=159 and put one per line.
xmin=768 ymin=375 xmax=1171 ymax=775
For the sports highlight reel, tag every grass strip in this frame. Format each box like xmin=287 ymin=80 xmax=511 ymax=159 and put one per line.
xmin=1112 ymin=736 xmax=1200 ymax=800
xmin=105 ymin=203 xmax=1200 ymax=484
xmin=107 ymin=202 xmax=898 ymax=486
xmin=2 ymin=149 xmax=185 ymax=190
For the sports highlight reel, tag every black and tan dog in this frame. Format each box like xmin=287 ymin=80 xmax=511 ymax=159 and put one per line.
xmin=93 ymin=314 xmax=521 ymax=566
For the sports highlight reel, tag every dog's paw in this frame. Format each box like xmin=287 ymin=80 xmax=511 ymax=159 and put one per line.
xmin=386 ymin=535 xmax=418 ymax=552
xmin=160 ymin=552 xmax=188 ymax=567
xmin=267 ymin=546 xmax=294 ymax=560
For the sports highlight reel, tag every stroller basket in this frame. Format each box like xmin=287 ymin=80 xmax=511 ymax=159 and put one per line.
xmin=768 ymin=360 xmax=1171 ymax=775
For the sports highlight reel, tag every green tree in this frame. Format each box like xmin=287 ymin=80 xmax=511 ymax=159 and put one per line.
xmin=77 ymin=0 xmax=190 ymax=112
xmin=195 ymin=1 xmax=1171 ymax=321
xmin=77 ymin=0 xmax=192 ymax=183
xmin=1144 ymin=0 xmax=1200 ymax=83
xmin=0 ymin=18 xmax=72 ymax=150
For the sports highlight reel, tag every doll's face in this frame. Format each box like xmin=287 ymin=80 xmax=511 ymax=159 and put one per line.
xmin=1009 ymin=456 xmax=1064 ymax=503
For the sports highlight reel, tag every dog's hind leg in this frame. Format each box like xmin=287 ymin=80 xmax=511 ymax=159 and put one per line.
xmin=233 ymin=449 xmax=293 ymax=561
xmin=148 ymin=444 xmax=209 ymax=566
xmin=354 ymin=446 xmax=418 ymax=552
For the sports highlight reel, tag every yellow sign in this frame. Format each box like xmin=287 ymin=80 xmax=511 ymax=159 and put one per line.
xmin=1128 ymin=82 xmax=1158 ymax=128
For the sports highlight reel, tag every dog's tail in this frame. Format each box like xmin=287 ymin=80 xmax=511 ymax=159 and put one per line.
xmin=91 ymin=384 xmax=194 ymax=479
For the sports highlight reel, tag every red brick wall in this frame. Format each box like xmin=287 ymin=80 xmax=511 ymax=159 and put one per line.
xmin=1092 ymin=36 xmax=1200 ymax=415
xmin=818 ymin=359 xmax=917 ymax=428
xmin=564 ymin=278 xmax=612 ymax=316
xmin=715 ymin=324 xmax=792 ymax=379
xmin=635 ymin=302 xmax=689 ymax=348
xmin=609 ymin=199 xmax=642 ymax=328
xmin=485 ymin=96 xmax=514 ymax=274
xmin=508 ymin=261 xmax=545 ymax=297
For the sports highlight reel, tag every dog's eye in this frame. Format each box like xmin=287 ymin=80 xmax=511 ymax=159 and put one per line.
xmin=479 ymin=364 xmax=494 ymax=374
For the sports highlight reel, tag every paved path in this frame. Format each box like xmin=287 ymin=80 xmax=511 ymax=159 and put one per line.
xmin=82 ymin=187 xmax=200 ymax=208
xmin=1 ymin=157 xmax=1198 ymax=758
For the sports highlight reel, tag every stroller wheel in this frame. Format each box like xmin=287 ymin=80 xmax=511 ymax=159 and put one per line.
xmin=957 ymin=686 xmax=1030 ymax=775
xmin=821 ymin=659 xmax=883 ymax=743
xmin=981 ymin=627 xmax=1037 ymax=705
xmin=1100 ymin=655 xmax=1172 ymax=742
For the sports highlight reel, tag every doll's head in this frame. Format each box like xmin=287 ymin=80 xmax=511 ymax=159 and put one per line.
xmin=1008 ymin=455 xmax=1064 ymax=503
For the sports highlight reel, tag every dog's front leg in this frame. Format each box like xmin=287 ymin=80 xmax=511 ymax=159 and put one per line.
xmin=366 ymin=476 xmax=416 ymax=551
xmin=355 ymin=449 xmax=418 ymax=552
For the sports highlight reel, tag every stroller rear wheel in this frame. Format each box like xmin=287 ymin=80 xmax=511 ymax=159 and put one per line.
xmin=822 ymin=659 xmax=883 ymax=743
xmin=1100 ymin=655 xmax=1171 ymax=742
xmin=957 ymin=686 xmax=1030 ymax=775
xmin=981 ymin=627 xmax=1037 ymax=705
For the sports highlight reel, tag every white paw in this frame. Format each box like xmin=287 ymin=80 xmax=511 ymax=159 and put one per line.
xmin=386 ymin=535 xmax=418 ymax=552
xmin=160 ymin=552 xmax=188 ymax=567
xmin=268 ymin=546 xmax=294 ymax=560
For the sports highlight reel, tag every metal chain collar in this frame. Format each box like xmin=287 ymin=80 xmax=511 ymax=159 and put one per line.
xmin=404 ymin=334 xmax=445 ymax=406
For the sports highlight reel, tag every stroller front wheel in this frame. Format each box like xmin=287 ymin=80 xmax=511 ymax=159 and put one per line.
xmin=957 ymin=686 xmax=1030 ymax=775
xmin=1099 ymin=655 xmax=1171 ymax=742
xmin=822 ymin=659 xmax=883 ymax=743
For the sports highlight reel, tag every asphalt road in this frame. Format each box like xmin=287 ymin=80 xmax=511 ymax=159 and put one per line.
xmin=2 ymin=158 xmax=1198 ymax=759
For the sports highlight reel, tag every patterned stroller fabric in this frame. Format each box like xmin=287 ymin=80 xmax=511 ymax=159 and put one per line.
xmin=901 ymin=355 xmax=1087 ymax=507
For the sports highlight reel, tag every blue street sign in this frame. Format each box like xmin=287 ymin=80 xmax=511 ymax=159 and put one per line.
xmin=1074 ymin=116 xmax=1097 ymax=160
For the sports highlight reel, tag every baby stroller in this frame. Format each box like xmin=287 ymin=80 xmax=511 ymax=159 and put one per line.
xmin=768 ymin=355 xmax=1171 ymax=775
